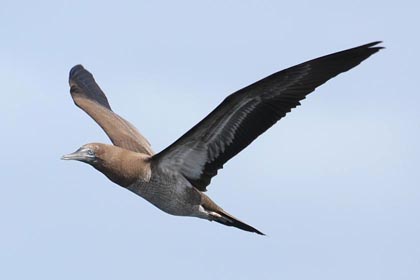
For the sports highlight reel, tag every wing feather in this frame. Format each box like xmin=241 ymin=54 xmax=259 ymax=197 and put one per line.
xmin=153 ymin=42 xmax=383 ymax=191
xmin=68 ymin=65 xmax=154 ymax=155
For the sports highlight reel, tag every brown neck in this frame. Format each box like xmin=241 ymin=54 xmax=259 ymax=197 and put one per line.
xmin=92 ymin=144 xmax=151 ymax=188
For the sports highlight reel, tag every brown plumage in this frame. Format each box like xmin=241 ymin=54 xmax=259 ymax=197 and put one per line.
xmin=62 ymin=42 xmax=383 ymax=235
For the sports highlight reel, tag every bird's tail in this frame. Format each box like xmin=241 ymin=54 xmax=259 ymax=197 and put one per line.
xmin=209 ymin=209 xmax=265 ymax=235
xmin=200 ymin=193 xmax=264 ymax=235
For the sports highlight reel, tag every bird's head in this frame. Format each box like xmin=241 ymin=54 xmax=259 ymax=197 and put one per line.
xmin=61 ymin=143 xmax=104 ymax=165
xmin=61 ymin=143 xmax=151 ymax=187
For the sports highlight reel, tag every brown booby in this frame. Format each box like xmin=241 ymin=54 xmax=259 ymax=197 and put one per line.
xmin=62 ymin=42 xmax=383 ymax=235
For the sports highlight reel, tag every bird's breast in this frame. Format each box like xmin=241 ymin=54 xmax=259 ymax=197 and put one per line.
xmin=126 ymin=170 xmax=201 ymax=216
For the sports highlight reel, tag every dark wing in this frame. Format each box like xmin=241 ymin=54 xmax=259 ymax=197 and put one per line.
xmin=152 ymin=42 xmax=383 ymax=191
xmin=69 ymin=65 xmax=154 ymax=155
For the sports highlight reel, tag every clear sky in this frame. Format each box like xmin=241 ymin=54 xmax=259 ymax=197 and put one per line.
xmin=0 ymin=1 xmax=418 ymax=279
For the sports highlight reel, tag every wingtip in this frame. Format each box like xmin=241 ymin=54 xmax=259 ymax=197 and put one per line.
xmin=364 ymin=41 xmax=385 ymax=51
xmin=367 ymin=40 xmax=383 ymax=46
xmin=69 ymin=64 xmax=86 ymax=80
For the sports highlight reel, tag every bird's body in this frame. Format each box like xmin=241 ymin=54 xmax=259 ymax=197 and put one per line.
xmin=68 ymin=142 xmax=253 ymax=231
xmin=62 ymin=42 xmax=383 ymax=235
xmin=129 ymin=160 xmax=203 ymax=217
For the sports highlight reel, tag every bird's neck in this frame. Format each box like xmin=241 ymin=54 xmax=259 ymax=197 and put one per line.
xmin=94 ymin=148 xmax=152 ymax=188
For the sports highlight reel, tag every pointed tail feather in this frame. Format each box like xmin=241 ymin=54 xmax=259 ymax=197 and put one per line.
xmin=211 ymin=210 xmax=265 ymax=235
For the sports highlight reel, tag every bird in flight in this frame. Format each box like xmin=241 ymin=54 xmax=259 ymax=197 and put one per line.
xmin=62 ymin=42 xmax=382 ymax=235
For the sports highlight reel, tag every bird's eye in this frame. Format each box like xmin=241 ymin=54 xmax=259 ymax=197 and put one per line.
xmin=87 ymin=150 xmax=95 ymax=156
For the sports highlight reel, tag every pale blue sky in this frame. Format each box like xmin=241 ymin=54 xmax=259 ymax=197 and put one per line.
xmin=0 ymin=1 xmax=419 ymax=279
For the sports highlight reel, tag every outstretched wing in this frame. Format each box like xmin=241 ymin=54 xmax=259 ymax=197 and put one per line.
xmin=152 ymin=42 xmax=383 ymax=191
xmin=68 ymin=65 xmax=154 ymax=155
